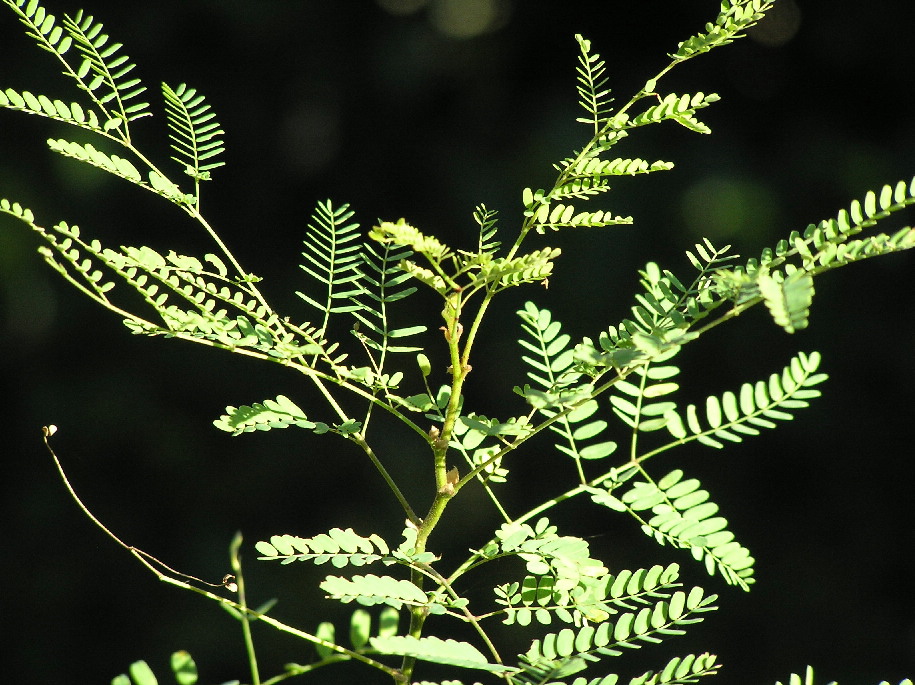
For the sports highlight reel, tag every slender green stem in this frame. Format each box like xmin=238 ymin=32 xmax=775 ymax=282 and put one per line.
xmin=418 ymin=562 xmax=504 ymax=667
xmin=628 ymin=364 xmax=649 ymax=462
xmin=184 ymin=205 xmax=274 ymax=312
xmin=230 ymin=532 xmax=260 ymax=685
xmin=259 ymin=657 xmax=349 ymax=685
xmin=400 ymin=290 xmax=476 ymax=679
xmin=43 ymin=428 xmax=407 ymax=682
xmin=354 ymin=433 xmax=421 ymax=526
xmin=287 ymin=355 xmax=423 ymax=524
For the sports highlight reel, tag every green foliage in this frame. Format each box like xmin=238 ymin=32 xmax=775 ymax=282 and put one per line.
xmin=773 ymin=665 xmax=914 ymax=685
xmin=320 ymin=573 xmax=441 ymax=611
xmin=371 ymin=635 xmax=514 ymax=673
xmin=625 ymin=92 xmax=719 ymax=135
xmin=213 ymin=394 xmax=318 ymax=435
xmin=757 ymin=267 xmax=815 ymax=334
xmin=310 ymin=606 xmax=400 ymax=660
xmin=297 ymin=200 xmax=364 ymax=337
xmin=574 ymin=33 xmax=612 ymax=133
xmin=663 ymin=350 xmax=827 ymax=448
xmin=622 ymin=652 xmax=721 ymax=685
xmin=3 ymin=2 xmax=913 ymax=685
xmin=673 ymin=0 xmax=775 ymax=60
xmin=255 ymin=527 xmax=392 ymax=566
xmin=494 ymin=562 xmax=683 ymax=627
xmin=47 ymin=136 xmax=142 ymax=182
xmin=0 ymin=87 xmax=103 ymax=129
xmin=521 ymin=584 xmax=716 ymax=662
xmin=161 ymin=82 xmax=225 ymax=182
xmin=481 ymin=518 xmax=610 ymax=609
xmin=3 ymin=0 xmax=150 ymax=138
xmin=594 ymin=470 xmax=754 ymax=589
xmin=110 ymin=651 xmax=197 ymax=685
xmin=350 ymin=239 xmax=427 ymax=356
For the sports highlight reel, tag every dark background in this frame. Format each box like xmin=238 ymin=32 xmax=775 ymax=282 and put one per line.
xmin=1 ymin=1 xmax=913 ymax=683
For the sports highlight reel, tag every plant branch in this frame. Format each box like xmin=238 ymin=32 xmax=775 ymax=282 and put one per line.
xmin=41 ymin=425 xmax=406 ymax=681
xmin=230 ymin=532 xmax=261 ymax=685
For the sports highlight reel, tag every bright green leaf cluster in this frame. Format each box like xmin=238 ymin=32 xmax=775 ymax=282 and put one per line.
xmin=255 ymin=527 xmax=390 ymax=566
xmin=673 ymin=0 xmax=775 ymax=60
xmin=162 ymin=82 xmax=225 ymax=181
xmin=371 ymin=635 xmax=514 ymax=673
xmin=4 ymin=2 xmax=914 ymax=685
xmin=110 ymin=650 xmax=198 ymax=685
xmin=522 ymin=585 xmax=717 ymax=666
xmin=213 ymin=394 xmax=318 ymax=435
xmin=664 ymin=351 xmax=827 ymax=448
xmin=608 ymin=470 xmax=754 ymax=589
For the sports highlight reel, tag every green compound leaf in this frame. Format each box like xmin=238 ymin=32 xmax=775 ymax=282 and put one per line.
xmin=580 ymin=254 xmax=734 ymax=377
xmin=495 ymin=563 xmax=682 ymax=628
xmin=46 ymin=138 xmax=142 ymax=182
xmin=555 ymin=156 xmax=675 ymax=182
xmin=736 ymin=176 xmax=915 ymax=289
xmin=516 ymin=302 xmax=607 ymax=430
xmin=574 ymin=33 xmax=613 ymax=133
xmin=319 ymin=574 xmax=454 ymax=615
xmin=673 ymin=0 xmax=775 ymax=60
xmin=161 ymin=82 xmax=225 ymax=181
xmin=613 ymin=470 xmax=755 ymax=590
xmin=603 ymin=564 xmax=683 ymax=607
xmin=4 ymin=0 xmax=150 ymax=137
xmin=4 ymin=0 xmax=74 ymax=55
xmin=757 ymin=267 xmax=814 ymax=334
xmin=350 ymin=239 xmax=427 ymax=355
xmin=0 ymin=197 xmax=36 ymax=224
xmin=474 ymin=204 xmax=501 ymax=254
xmin=62 ymin=9 xmax=150 ymax=134
xmin=531 ymin=203 xmax=632 ymax=233
xmin=95 ymin=243 xmax=324 ymax=356
xmin=369 ymin=217 xmax=452 ymax=261
xmin=0 ymin=87 xmax=103 ymax=130
xmin=627 ymin=92 xmax=720 ymax=134
xmin=609 ymin=347 xmax=681 ymax=434
xmin=255 ymin=528 xmax=391 ymax=567
xmin=664 ymin=351 xmax=827 ymax=449
xmin=450 ymin=412 xmax=531 ymax=485
xmin=474 ymin=246 xmax=561 ymax=291
xmin=213 ymin=394 xmax=318 ymax=435
xmin=296 ymin=199 xmax=363 ymax=338
xmin=522 ymin=586 xmax=717 ymax=667
xmin=5 ymin=211 xmax=325 ymax=365
xmin=45 ymin=138 xmax=195 ymax=204
xmin=320 ymin=573 xmax=427 ymax=609
xmin=371 ymin=635 xmax=517 ymax=674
